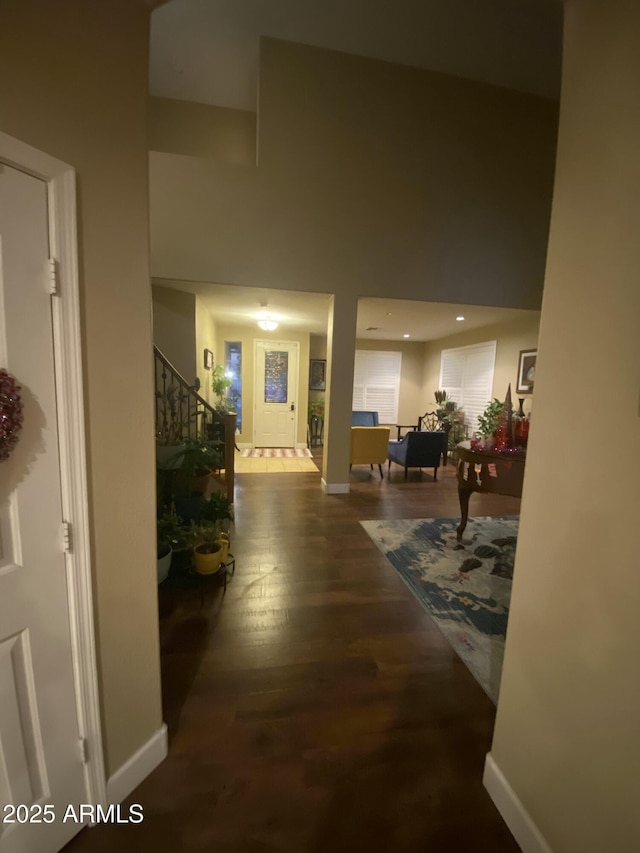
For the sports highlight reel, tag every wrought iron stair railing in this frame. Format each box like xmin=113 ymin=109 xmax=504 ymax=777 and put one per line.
xmin=154 ymin=345 xmax=235 ymax=502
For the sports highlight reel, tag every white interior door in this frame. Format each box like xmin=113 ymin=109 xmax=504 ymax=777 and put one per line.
xmin=254 ymin=340 xmax=299 ymax=447
xmin=0 ymin=165 xmax=87 ymax=851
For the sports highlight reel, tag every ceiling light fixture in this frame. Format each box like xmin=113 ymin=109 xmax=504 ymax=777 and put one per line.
xmin=257 ymin=318 xmax=278 ymax=331
xmin=257 ymin=302 xmax=279 ymax=332
xmin=403 ymin=334 xmax=410 ymax=338
xmin=456 ymin=315 xmax=465 ymax=321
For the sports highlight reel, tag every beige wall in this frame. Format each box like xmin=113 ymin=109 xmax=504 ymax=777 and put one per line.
xmin=0 ymin=0 xmax=162 ymax=776
xmin=152 ymin=285 xmax=196 ymax=382
xmin=150 ymin=38 xmax=558 ymax=310
xmin=215 ymin=324 xmax=310 ymax=447
xmin=422 ymin=313 xmax=540 ymax=418
xmin=149 ymin=96 xmax=257 ymax=164
xmin=195 ymin=297 xmax=216 ymax=405
xmin=490 ymin=1 xmax=640 ymax=850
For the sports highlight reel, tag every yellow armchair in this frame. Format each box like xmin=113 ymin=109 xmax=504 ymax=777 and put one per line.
xmin=350 ymin=426 xmax=391 ymax=479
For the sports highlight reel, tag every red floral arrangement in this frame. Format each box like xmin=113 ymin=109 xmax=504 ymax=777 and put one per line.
xmin=0 ymin=369 xmax=23 ymax=462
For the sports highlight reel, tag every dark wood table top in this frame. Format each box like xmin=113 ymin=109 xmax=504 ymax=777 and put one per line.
xmin=456 ymin=441 xmax=526 ymax=499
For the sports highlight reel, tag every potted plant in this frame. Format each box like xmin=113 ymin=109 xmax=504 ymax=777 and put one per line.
xmin=440 ymin=408 xmax=466 ymax=449
xmin=174 ymin=438 xmax=225 ymax=495
xmin=434 ymin=389 xmax=457 ymax=419
xmin=189 ymin=490 xmax=234 ymax=574
xmin=189 ymin=521 xmax=225 ymax=575
xmin=174 ymin=488 xmax=234 ymax=528
xmin=308 ymin=397 xmax=325 ymax=420
xmin=198 ymin=490 xmax=234 ymax=530
xmin=476 ymin=399 xmax=505 ymax=439
xmin=157 ymin=513 xmax=190 ymax=576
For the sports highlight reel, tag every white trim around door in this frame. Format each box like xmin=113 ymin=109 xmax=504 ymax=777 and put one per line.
xmin=0 ymin=131 xmax=107 ymax=807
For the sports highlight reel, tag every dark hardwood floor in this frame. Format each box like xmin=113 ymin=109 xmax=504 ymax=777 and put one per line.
xmin=66 ymin=451 xmax=521 ymax=852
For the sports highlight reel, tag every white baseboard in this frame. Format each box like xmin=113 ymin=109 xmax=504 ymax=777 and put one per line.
xmin=321 ymin=479 xmax=350 ymax=494
xmin=107 ymin=724 xmax=168 ymax=805
xmin=483 ymin=753 xmax=553 ymax=853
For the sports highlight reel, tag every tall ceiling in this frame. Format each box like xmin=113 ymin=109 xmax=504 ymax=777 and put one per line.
xmin=149 ymin=1 xmax=558 ymax=340
xmin=150 ymin=0 xmax=563 ymax=111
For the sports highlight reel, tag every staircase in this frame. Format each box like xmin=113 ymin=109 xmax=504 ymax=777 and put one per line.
xmin=154 ymin=346 xmax=235 ymax=502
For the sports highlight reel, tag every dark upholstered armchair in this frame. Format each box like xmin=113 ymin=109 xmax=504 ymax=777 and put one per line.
xmin=387 ymin=430 xmax=448 ymax=481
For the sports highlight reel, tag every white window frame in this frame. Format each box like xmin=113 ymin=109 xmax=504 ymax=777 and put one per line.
xmin=439 ymin=341 xmax=497 ymax=434
xmin=353 ymin=350 xmax=402 ymax=424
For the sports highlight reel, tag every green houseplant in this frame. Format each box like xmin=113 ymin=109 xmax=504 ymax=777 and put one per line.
xmin=174 ymin=438 xmax=225 ymax=495
xmin=308 ymin=397 xmax=325 ymax=419
xmin=476 ymin=399 xmax=505 ymax=437
xmin=189 ymin=522 xmax=224 ymax=575
xmin=189 ymin=494 xmax=234 ymax=575
xmin=156 ymin=513 xmax=190 ymax=584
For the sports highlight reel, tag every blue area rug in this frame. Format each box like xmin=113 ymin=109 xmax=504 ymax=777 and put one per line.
xmin=360 ymin=516 xmax=519 ymax=702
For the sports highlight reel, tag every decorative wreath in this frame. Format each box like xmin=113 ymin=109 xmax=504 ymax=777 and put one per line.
xmin=0 ymin=369 xmax=24 ymax=462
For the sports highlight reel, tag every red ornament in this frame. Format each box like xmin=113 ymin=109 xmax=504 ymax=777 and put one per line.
xmin=0 ymin=369 xmax=24 ymax=462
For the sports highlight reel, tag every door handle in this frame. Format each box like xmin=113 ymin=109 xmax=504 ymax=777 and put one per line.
xmin=290 ymin=403 xmax=295 ymax=411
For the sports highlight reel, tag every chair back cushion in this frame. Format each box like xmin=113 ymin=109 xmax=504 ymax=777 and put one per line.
xmin=351 ymin=410 xmax=379 ymax=427
xmin=406 ymin=430 xmax=447 ymax=465
xmin=350 ymin=426 xmax=390 ymax=464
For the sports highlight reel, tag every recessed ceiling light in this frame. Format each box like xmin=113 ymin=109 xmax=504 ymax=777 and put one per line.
xmin=386 ymin=312 xmax=392 ymax=316
xmin=456 ymin=315 xmax=465 ymax=321
xmin=403 ymin=334 xmax=410 ymax=338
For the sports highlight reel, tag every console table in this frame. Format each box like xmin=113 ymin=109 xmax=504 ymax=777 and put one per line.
xmin=456 ymin=441 xmax=525 ymax=541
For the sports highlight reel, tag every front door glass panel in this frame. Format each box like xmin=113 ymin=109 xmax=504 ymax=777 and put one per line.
xmin=264 ymin=351 xmax=288 ymax=403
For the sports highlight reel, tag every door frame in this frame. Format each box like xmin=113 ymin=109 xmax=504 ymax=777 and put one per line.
xmin=253 ymin=339 xmax=300 ymax=448
xmin=0 ymin=132 xmax=106 ymax=805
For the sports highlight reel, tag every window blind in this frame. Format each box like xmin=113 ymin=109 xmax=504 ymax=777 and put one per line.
xmin=439 ymin=341 xmax=496 ymax=433
xmin=353 ymin=350 xmax=402 ymax=424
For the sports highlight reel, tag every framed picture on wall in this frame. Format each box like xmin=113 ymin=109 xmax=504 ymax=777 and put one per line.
xmin=516 ymin=349 xmax=537 ymax=394
xmin=204 ymin=348 xmax=213 ymax=370
xmin=309 ymin=359 xmax=326 ymax=391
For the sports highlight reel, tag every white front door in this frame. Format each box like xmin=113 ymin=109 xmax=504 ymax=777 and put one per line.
xmin=254 ymin=340 xmax=299 ymax=447
xmin=0 ymin=165 xmax=87 ymax=851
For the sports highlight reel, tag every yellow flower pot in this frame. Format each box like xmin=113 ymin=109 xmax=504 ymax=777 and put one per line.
xmin=192 ymin=542 xmax=224 ymax=575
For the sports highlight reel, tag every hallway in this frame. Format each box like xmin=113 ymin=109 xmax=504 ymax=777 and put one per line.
xmin=67 ymin=458 xmax=521 ymax=852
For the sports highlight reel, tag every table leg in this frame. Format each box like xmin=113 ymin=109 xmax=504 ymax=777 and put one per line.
xmin=457 ymin=484 xmax=472 ymax=541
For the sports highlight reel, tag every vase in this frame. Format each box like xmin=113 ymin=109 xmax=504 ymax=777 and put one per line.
xmin=513 ymin=399 xmax=529 ymax=449
xmin=494 ymin=423 xmax=509 ymax=451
